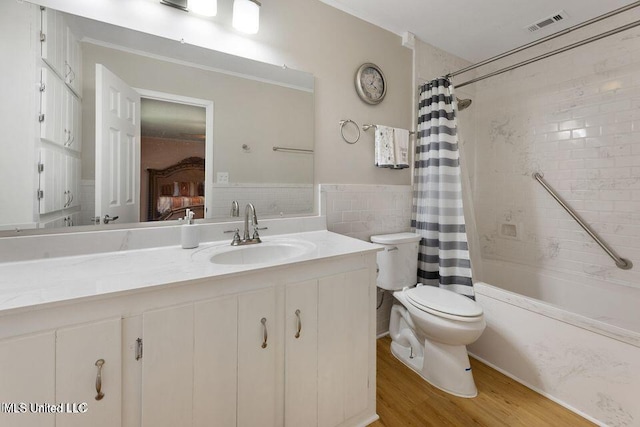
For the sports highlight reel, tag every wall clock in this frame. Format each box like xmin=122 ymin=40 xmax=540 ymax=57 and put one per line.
xmin=355 ymin=63 xmax=386 ymax=105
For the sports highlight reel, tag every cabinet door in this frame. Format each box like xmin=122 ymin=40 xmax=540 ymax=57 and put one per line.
xmin=238 ymin=287 xmax=277 ymax=427
xmin=64 ymin=25 xmax=81 ymax=95
xmin=318 ymin=269 xmax=370 ymax=427
xmin=285 ymin=280 xmax=318 ymax=427
xmin=40 ymin=8 xmax=64 ymax=76
xmin=142 ymin=304 xmax=194 ymax=427
xmin=65 ymin=154 xmax=80 ymax=209
xmin=40 ymin=68 xmax=65 ymax=147
xmin=194 ymin=296 xmax=238 ymax=427
xmin=39 ymin=147 xmax=64 ymax=214
xmin=0 ymin=332 xmax=55 ymax=427
xmin=56 ymin=318 xmax=122 ymax=427
xmin=64 ymin=89 xmax=81 ymax=153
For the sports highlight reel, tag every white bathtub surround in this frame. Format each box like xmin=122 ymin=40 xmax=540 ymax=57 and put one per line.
xmin=470 ymin=281 xmax=640 ymax=427
xmin=465 ymin=18 xmax=640 ymax=292
xmin=320 ymin=184 xmax=413 ymax=335
xmin=208 ymin=183 xmax=314 ymax=218
xmin=481 ymin=259 xmax=640 ymax=346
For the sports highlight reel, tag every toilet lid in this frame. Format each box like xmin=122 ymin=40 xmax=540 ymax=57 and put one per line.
xmin=406 ymin=286 xmax=483 ymax=317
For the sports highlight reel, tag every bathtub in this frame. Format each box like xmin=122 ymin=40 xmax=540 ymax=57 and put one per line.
xmin=468 ymin=260 xmax=640 ymax=427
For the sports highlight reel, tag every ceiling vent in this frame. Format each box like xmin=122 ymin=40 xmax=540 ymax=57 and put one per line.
xmin=525 ymin=10 xmax=569 ymax=33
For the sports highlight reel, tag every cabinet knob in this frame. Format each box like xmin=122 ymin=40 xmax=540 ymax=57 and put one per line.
xmin=261 ymin=318 xmax=268 ymax=349
xmin=295 ymin=309 xmax=302 ymax=339
xmin=95 ymin=359 xmax=105 ymax=401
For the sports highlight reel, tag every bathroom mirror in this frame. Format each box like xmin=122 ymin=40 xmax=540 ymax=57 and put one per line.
xmin=0 ymin=1 xmax=314 ymax=235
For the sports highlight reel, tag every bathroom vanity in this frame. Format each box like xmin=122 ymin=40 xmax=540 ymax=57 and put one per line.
xmin=0 ymin=229 xmax=381 ymax=427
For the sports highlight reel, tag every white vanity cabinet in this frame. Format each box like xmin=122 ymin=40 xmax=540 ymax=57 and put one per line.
xmin=138 ymin=268 xmax=374 ymax=427
xmin=0 ymin=318 xmax=121 ymax=427
xmin=0 ymin=233 xmax=379 ymax=427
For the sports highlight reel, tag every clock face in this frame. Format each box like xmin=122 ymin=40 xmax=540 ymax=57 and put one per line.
xmin=355 ymin=63 xmax=386 ymax=105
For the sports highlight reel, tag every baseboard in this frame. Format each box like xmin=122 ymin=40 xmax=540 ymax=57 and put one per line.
xmin=468 ymin=352 xmax=606 ymax=427
xmin=376 ymin=331 xmax=389 ymax=339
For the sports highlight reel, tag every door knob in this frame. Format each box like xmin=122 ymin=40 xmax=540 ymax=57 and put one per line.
xmin=103 ymin=215 xmax=119 ymax=224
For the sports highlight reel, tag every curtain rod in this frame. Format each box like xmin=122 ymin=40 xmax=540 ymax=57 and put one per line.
xmin=454 ymin=18 xmax=640 ymax=89
xmin=449 ymin=1 xmax=640 ymax=79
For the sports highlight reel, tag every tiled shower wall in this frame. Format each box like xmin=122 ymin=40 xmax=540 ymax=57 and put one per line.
xmin=465 ymin=13 xmax=640 ymax=289
xmin=321 ymin=184 xmax=413 ymax=335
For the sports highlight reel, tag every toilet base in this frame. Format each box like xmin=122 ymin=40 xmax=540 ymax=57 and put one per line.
xmin=390 ymin=339 xmax=478 ymax=398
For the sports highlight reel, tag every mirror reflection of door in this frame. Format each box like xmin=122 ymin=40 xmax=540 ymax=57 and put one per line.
xmin=95 ymin=65 xmax=210 ymax=225
xmin=95 ymin=64 xmax=141 ymax=225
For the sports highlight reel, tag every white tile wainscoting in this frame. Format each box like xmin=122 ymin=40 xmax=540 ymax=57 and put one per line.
xmin=320 ymin=184 xmax=413 ymax=335
xmin=209 ymin=183 xmax=314 ymax=219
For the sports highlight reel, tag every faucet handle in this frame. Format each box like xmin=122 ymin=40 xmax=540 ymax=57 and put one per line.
xmin=252 ymin=226 xmax=268 ymax=242
xmin=224 ymin=228 xmax=241 ymax=245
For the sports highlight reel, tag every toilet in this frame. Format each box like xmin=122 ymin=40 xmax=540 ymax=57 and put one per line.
xmin=371 ymin=232 xmax=486 ymax=398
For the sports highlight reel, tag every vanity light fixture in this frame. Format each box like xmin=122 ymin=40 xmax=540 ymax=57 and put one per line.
xmin=160 ymin=0 xmax=218 ymax=17
xmin=189 ymin=0 xmax=218 ymax=17
xmin=232 ymin=0 xmax=261 ymax=34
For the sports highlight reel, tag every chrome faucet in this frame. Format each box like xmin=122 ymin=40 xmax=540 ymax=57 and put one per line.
xmin=224 ymin=203 xmax=267 ymax=246
xmin=230 ymin=200 xmax=240 ymax=217
xmin=243 ymin=203 xmax=259 ymax=242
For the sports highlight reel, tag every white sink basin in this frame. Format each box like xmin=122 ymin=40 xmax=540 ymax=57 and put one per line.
xmin=207 ymin=239 xmax=316 ymax=265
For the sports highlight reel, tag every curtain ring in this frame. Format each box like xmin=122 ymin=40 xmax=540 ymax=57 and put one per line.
xmin=339 ymin=119 xmax=360 ymax=144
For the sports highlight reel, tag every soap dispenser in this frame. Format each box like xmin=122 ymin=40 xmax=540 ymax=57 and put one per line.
xmin=181 ymin=209 xmax=199 ymax=249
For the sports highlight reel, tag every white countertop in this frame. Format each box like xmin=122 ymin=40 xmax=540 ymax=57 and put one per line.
xmin=0 ymin=231 xmax=381 ymax=314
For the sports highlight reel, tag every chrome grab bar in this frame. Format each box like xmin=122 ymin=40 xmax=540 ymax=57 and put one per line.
xmin=532 ymin=172 xmax=632 ymax=270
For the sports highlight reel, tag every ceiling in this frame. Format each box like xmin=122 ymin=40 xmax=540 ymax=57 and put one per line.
xmin=318 ymin=0 xmax=637 ymax=62
xmin=141 ymin=99 xmax=206 ymax=142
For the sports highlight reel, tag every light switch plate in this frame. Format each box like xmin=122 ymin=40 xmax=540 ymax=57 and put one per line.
xmin=217 ymin=172 xmax=229 ymax=184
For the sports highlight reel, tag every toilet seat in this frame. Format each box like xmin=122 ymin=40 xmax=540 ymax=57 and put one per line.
xmin=405 ymin=286 xmax=483 ymax=322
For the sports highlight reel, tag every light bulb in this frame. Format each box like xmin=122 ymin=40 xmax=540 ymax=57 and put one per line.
xmin=189 ymin=0 xmax=217 ymax=17
xmin=232 ymin=0 xmax=260 ymax=34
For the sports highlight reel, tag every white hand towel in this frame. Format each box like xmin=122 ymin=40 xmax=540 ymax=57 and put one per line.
xmin=375 ymin=125 xmax=395 ymax=167
xmin=393 ymin=127 xmax=410 ymax=169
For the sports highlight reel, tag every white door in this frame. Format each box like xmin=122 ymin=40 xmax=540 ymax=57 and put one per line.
xmin=285 ymin=280 xmax=318 ymax=427
xmin=95 ymin=64 xmax=140 ymax=225
xmin=56 ymin=318 xmax=122 ymax=427
xmin=238 ymin=288 xmax=278 ymax=427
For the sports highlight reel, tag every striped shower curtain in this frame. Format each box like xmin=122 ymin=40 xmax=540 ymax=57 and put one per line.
xmin=411 ymin=77 xmax=474 ymax=299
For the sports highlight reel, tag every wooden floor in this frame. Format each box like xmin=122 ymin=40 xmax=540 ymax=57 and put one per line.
xmin=372 ymin=336 xmax=594 ymax=427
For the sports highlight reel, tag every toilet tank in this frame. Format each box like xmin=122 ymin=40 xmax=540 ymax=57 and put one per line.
xmin=371 ymin=232 xmax=421 ymax=291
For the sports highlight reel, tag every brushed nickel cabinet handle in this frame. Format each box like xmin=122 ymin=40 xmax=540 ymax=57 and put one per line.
xmin=261 ymin=318 xmax=268 ymax=349
xmin=95 ymin=359 xmax=105 ymax=401
xmin=294 ymin=309 xmax=302 ymax=339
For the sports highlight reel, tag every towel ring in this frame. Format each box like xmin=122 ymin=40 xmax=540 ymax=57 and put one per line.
xmin=339 ymin=119 xmax=360 ymax=144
